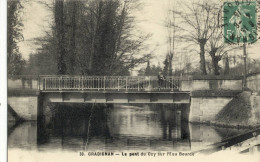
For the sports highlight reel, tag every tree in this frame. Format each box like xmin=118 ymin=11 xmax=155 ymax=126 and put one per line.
xmin=162 ymin=54 xmax=170 ymax=76
xmin=33 ymin=0 xmax=150 ymax=76
xmin=171 ymin=0 xmax=218 ymax=75
xmin=7 ymin=0 xmax=25 ymax=76
xmin=66 ymin=0 xmax=78 ymax=74
xmin=54 ymin=0 xmax=67 ymax=75
xmin=138 ymin=64 xmax=162 ymax=76
xmin=25 ymin=37 xmax=58 ymax=75
xmin=229 ymin=58 xmax=260 ymax=76
xmin=224 ymin=55 xmax=230 ymax=75
xmin=88 ymin=0 xmax=150 ymax=75
xmin=165 ymin=1 xmax=177 ymax=76
xmin=206 ymin=6 xmax=241 ymax=75
xmin=144 ymin=60 xmax=152 ymax=75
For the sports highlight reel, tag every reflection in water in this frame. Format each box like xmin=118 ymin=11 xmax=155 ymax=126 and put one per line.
xmin=8 ymin=121 xmax=37 ymax=149
xmin=8 ymin=104 xmax=248 ymax=152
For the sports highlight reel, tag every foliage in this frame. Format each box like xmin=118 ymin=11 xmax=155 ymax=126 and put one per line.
xmin=170 ymin=0 xmax=219 ymax=75
xmin=229 ymin=58 xmax=260 ymax=76
xmin=28 ymin=0 xmax=150 ymax=76
xmin=26 ymin=37 xmax=58 ymax=75
xmin=162 ymin=55 xmax=169 ymax=76
xmin=206 ymin=4 xmax=242 ymax=75
xmin=144 ymin=60 xmax=152 ymax=75
xmin=167 ymin=0 xmax=246 ymax=76
xmin=138 ymin=64 xmax=162 ymax=76
xmin=7 ymin=0 xmax=25 ymax=76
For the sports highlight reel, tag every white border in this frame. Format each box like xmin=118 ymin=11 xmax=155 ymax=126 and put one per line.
xmin=0 ymin=0 xmax=7 ymax=162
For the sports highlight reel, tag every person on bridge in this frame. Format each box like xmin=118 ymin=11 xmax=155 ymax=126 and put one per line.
xmin=158 ymin=72 xmax=165 ymax=90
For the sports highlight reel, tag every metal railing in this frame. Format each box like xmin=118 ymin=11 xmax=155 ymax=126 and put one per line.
xmin=39 ymin=75 xmax=187 ymax=92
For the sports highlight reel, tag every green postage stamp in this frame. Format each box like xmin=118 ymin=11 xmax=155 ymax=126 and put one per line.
xmin=223 ymin=1 xmax=257 ymax=44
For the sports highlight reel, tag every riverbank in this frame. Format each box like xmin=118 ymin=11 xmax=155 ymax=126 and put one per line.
xmin=191 ymin=91 xmax=260 ymax=129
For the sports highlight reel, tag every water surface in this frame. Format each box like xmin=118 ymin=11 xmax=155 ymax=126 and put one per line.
xmin=8 ymin=104 xmax=248 ymax=152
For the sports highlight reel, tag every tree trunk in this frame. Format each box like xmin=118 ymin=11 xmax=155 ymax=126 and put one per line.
xmin=168 ymin=53 xmax=173 ymax=76
xmin=199 ymin=43 xmax=207 ymax=75
xmin=55 ymin=0 xmax=67 ymax=75
xmin=88 ymin=2 xmax=103 ymax=73
xmin=7 ymin=1 xmax=25 ymax=76
xmin=163 ymin=55 xmax=169 ymax=76
xmin=211 ymin=55 xmax=220 ymax=75
xmin=69 ymin=1 xmax=77 ymax=74
xmin=224 ymin=56 xmax=230 ymax=75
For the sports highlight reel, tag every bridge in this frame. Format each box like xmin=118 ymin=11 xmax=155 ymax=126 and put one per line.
xmin=38 ymin=75 xmax=191 ymax=104
xmin=7 ymin=75 xmax=259 ymax=154
xmin=8 ymin=75 xmax=244 ymax=122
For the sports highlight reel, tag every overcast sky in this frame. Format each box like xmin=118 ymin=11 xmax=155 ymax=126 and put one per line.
xmin=18 ymin=0 xmax=260 ymax=72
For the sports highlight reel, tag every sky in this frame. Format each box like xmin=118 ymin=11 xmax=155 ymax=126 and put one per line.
xmin=18 ymin=0 xmax=260 ymax=72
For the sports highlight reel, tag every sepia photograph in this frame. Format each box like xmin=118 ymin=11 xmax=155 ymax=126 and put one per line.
xmin=5 ymin=0 xmax=260 ymax=161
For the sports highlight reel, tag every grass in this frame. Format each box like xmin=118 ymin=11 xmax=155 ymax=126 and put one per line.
xmin=215 ymin=91 xmax=252 ymax=125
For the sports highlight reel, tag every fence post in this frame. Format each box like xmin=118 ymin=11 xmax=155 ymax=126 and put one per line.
xmin=59 ymin=76 xmax=62 ymax=90
xmin=37 ymin=75 xmax=40 ymax=90
xmin=104 ymin=76 xmax=106 ymax=91
xmin=179 ymin=77 xmax=181 ymax=91
xmin=98 ymin=77 xmax=99 ymax=91
xmin=81 ymin=76 xmax=84 ymax=90
xmin=126 ymin=76 xmax=128 ymax=91
xmin=118 ymin=78 xmax=120 ymax=91
xmin=171 ymin=76 xmax=173 ymax=91
xmin=148 ymin=76 xmax=151 ymax=90
xmin=44 ymin=77 xmax=46 ymax=90
xmin=78 ymin=76 xmax=80 ymax=90
xmin=92 ymin=77 xmax=94 ymax=89
xmin=138 ymin=78 xmax=139 ymax=91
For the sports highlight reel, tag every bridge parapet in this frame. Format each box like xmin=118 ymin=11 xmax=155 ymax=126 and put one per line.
xmin=7 ymin=75 xmax=243 ymax=93
xmin=8 ymin=75 xmax=38 ymax=90
xmin=191 ymin=75 xmax=243 ymax=91
xmin=39 ymin=75 xmax=191 ymax=92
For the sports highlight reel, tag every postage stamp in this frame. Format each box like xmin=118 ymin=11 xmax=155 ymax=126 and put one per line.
xmin=223 ymin=1 xmax=257 ymax=44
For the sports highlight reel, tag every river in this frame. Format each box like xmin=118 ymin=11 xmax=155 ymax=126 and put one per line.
xmin=8 ymin=103 xmax=248 ymax=152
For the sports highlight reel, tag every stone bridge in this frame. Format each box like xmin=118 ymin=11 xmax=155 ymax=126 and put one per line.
xmin=8 ymin=75 xmax=245 ymax=122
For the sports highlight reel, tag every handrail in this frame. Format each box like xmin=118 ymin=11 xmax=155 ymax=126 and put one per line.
xmin=39 ymin=75 xmax=183 ymax=91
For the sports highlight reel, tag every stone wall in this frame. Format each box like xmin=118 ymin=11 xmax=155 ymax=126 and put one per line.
xmin=249 ymin=95 xmax=260 ymax=125
xmin=192 ymin=80 xmax=242 ymax=91
xmin=247 ymin=73 xmax=260 ymax=92
xmin=189 ymin=97 xmax=232 ymax=122
xmin=189 ymin=77 xmax=243 ymax=123
xmin=8 ymin=78 xmax=38 ymax=89
xmin=8 ymin=96 xmax=38 ymax=121
xmin=180 ymin=80 xmax=192 ymax=91
xmin=190 ymin=92 xmax=260 ymax=126
xmin=176 ymin=77 xmax=243 ymax=92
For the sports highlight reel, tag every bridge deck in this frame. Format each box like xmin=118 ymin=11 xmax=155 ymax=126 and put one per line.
xmin=41 ymin=91 xmax=191 ymax=104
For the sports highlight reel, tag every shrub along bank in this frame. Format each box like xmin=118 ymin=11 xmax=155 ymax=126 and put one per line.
xmin=214 ymin=91 xmax=260 ymax=128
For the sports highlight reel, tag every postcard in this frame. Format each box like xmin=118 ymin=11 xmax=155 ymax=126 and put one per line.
xmin=4 ymin=0 xmax=260 ymax=161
